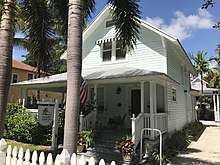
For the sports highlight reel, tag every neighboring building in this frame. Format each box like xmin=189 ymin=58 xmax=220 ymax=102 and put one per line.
xmin=9 ymin=60 xmax=62 ymax=104
xmin=191 ymin=76 xmax=220 ymax=122
xmin=13 ymin=5 xmax=196 ymax=160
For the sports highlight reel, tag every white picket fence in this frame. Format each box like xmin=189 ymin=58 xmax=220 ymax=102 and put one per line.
xmin=0 ymin=139 xmax=119 ymax=165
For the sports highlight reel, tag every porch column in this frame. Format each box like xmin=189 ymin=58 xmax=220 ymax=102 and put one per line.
xmin=150 ymin=81 xmax=156 ymax=139
xmin=140 ymin=81 xmax=145 ymax=113
xmin=20 ymin=88 xmax=27 ymax=107
xmin=213 ymin=94 xmax=216 ymax=121
xmin=94 ymin=84 xmax=98 ymax=109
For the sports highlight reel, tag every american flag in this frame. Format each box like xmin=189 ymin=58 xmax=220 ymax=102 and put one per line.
xmin=80 ymin=78 xmax=88 ymax=106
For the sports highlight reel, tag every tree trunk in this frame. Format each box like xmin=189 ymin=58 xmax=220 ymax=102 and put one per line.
xmin=63 ymin=0 xmax=83 ymax=154
xmin=0 ymin=0 xmax=15 ymax=136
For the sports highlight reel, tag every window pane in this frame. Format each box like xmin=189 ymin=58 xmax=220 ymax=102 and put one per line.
xmin=28 ymin=73 xmax=34 ymax=80
xmin=103 ymin=42 xmax=112 ymax=50
xmin=106 ymin=20 xmax=116 ymax=28
xmin=12 ymin=74 xmax=18 ymax=83
xmin=103 ymin=51 xmax=112 ymax=61
xmin=116 ymin=49 xmax=126 ymax=60
xmin=116 ymin=41 xmax=126 ymax=60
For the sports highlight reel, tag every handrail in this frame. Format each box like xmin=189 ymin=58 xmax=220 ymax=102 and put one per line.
xmin=79 ymin=110 xmax=96 ymax=131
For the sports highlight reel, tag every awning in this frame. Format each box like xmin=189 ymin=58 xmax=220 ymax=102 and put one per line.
xmin=96 ymin=36 xmax=119 ymax=45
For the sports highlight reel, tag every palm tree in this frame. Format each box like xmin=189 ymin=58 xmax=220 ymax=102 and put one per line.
xmin=64 ymin=0 xmax=141 ymax=154
xmin=192 ymin=51 xmax=209 ymax=94
xmin=0 ymin=0 xmax=16 ymax=135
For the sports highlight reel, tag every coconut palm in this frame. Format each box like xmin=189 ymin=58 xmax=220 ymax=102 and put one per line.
xmin=0 ymin=0 xmax=16 ymax=135
xmin=192 ymin=51 xmax=209 ymax=94
xmin=64 ymin=0 xmax=141 ymax=153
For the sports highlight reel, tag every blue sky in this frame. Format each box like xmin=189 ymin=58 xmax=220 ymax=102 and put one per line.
xmin=13 ymin=0 xmax=220 ymax=61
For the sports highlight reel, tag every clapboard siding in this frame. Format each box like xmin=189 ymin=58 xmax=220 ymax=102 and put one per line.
xmin=167 ymin=83 xmax=187 ymax=132
xmin=166 ymin=41 xmax=183 ymax=83
xmin=82 ymin=18 xmax=167 ymax=73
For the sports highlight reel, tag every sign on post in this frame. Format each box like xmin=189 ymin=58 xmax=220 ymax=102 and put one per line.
xmin=38 ymin=102 xmax=55 ymax=126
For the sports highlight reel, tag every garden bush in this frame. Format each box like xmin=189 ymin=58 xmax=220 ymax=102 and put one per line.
xmin=4 ymin=103 xmax=38 ymax=143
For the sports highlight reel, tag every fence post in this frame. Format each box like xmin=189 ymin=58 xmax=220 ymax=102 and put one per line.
xmin=60 ymin=149 xmax=70 ymax=165
xmin=0 ymin=139 xmax=7 ymax=165
xmin=79 ymin=112 xmax=84 ymax=132
xmin=131 ymin=114 xmax=136 ymax=146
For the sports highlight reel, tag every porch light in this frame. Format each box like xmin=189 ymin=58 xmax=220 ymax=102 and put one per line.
xmin=116 ymin=87 xmax=121 ymax=94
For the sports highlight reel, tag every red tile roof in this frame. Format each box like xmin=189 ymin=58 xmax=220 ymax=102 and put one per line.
xmin=12 ymin=60 xmax=37 ymax=72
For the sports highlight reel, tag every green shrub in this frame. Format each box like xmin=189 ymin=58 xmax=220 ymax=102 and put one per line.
xmin=4 ymin=104 xmax=38 ymax=143
xmin=147 ymin=122 xmax=205 ymax=163
xmin=78 ymin=129 xmax=94 ymax=149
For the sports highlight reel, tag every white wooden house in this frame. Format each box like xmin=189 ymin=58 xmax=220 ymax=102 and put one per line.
xmin=191 ymin=76 xmax=220 ymax=122
xmin=13 ymin=5 xmax=196 ymax=150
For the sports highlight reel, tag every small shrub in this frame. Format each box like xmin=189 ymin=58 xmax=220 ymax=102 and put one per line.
xmin=78 ymin=129 xmax=94 ymax=149
xmin=116 ymin=135 xmax=134 ymax=157
xmin=4 ymin=104 xmax=38 ymax=143
xmin=147 ymin=122 xmax=205 ymax=163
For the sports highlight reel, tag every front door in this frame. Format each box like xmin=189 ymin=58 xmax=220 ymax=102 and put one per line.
xmin=131 ymin=89 xmax=141 ymax=117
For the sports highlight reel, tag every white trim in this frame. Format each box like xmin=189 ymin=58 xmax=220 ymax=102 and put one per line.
xmin=140 ymin=81 xmax=145 ymax=113
xmin=171 ymin=87 xmax=177 ymax=103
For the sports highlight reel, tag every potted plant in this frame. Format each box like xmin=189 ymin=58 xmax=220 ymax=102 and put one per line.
xmin=77 ymin=129 xmax=94 ymax=153
xmin=116 ymin=136 xmax=134 ymax=164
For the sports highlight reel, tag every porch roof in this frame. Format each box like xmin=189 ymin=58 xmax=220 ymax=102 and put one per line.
xmin=12 ymin=67 xmax=178 ymax=89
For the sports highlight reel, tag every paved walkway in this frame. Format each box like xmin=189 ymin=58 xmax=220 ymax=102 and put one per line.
xmin=171 ymin=125 xmax=220 ymax=165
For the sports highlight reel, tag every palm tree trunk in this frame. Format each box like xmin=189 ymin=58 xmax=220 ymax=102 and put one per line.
xmin=63 ymin=0 xmax=83 ymax=154
xmin=0 ymin=0 xmax=15 ymax=136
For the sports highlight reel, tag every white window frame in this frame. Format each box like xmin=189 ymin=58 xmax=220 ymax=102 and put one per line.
xmin=105 ymin=19 xmax=116 ymax=29
xmin=171 ymin=88 xmax=177 ymax=103
xmin=101 ymin=40 xmax=127 ymax=64
xmin=12 ymin=73 xmax=19 ymax=83
xmin=102 ymin=42 xmax=112 ymax=62
xmin=116 ymin=41 xmax=127 ymax=61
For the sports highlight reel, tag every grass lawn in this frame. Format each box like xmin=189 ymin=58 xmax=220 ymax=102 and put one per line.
xmin=6 ymin=139 xmax=49 ymax=152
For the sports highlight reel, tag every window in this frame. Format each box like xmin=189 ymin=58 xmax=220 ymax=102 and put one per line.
xmin=12 ymin=74 xmax=18 ymax=83
xmin=106 ymin=20 xmax=116 ymax=28
xmin=28 ymin=73 xmax=34 ymax=80
xmin=102 ymin=42 xmax=112 ymax=61
xmin=116 ymin=41 xmax=126 ymax=60
xmin=172 ymin=88 xmax=177 ymax=102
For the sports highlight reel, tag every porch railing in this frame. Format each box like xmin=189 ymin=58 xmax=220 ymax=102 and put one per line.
xmin=131 ymin=113 xmax=167 ymax=149
xmin=79 ymin=110 xmax=96 ymax=131
xmin=131 ymin=113 xmax=144 ymax=148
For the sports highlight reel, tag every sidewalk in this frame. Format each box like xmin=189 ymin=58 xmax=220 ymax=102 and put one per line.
xmin=171 ymin=125 xmax=220 ymax=165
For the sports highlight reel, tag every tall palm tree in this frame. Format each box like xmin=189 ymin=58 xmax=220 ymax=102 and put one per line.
xmin=64 ymin=0 xmax=141 ymax=154
xmin=0 ymin=0 xmax=16 ymax=135
xmin=192 ymin=51 xmax=209 ymax=94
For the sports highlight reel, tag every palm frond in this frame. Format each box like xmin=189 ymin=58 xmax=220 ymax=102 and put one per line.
xmin=82 ymin=0 xmax=95 ymax=23
xmin=108 ymin=0 xmax=141 ymax=50
xmin=191 ymin=51 xmax=209 ymax=73
xmin=202 ymin=0 xmax=215 ymax=9
xmin=19 ymin=0 xmax=54 ymax=74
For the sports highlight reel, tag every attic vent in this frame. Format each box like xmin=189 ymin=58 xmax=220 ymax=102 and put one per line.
xmin=106 ymin=20 xmax=116 ymax=28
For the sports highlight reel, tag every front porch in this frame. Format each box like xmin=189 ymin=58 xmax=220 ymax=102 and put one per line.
xmin=13 ymin=68 xmax=175 ymax=158
xmin=80 ymin=78 xmax=168 ymax=149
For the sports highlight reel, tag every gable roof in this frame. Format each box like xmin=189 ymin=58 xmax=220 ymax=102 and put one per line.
xmin=61 ymin=5 xmax=193 ymax=70
xmin=12 ymin=60 xmax=36 ymax=72
xmin=191 ymin=76 xmax=209 ymax=85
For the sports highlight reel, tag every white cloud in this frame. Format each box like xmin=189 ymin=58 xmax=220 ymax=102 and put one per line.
xmin=145 ymin=9 xmax=215 ymax=40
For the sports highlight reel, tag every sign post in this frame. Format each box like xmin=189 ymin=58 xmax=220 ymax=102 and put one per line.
xmin=38 ymin=101 xmax=59 ymax=150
